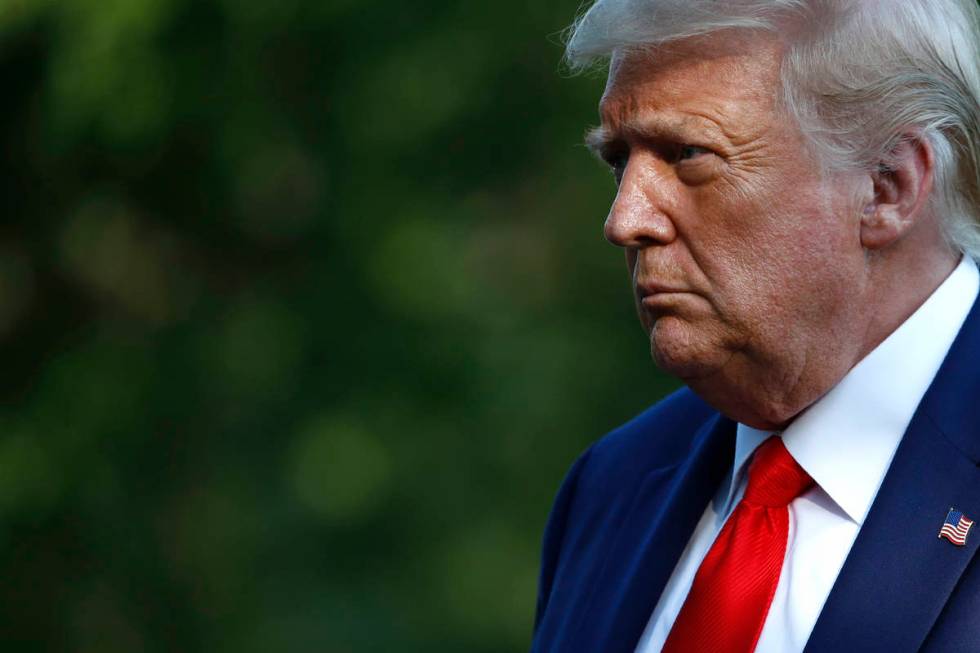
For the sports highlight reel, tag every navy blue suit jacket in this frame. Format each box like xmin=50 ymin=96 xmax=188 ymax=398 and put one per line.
xmin=532 ymin=294 xmax=980 ymax=653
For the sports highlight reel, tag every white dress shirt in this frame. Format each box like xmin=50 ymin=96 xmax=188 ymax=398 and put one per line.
xmin=635 ymin=257 xmax=980 ymax=653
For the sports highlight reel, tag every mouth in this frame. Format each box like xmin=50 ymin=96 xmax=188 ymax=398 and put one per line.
xmin=635 ymin=282 xmax=701 ymax=316
xmin=636 ymin=282 xmax=691 ymax=299
xmin=640 ymin=292 xmax=693 ymax=310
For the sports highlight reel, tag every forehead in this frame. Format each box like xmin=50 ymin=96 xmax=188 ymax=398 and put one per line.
xmin=599 ymin=35 xmax=785 ymax=136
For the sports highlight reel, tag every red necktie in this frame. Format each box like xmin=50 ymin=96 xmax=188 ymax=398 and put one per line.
xmin=661 ymin=436 xmax=814 ymax=653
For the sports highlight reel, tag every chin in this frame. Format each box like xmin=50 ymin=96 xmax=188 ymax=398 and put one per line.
xmin=648 ymin=316 xmax=730 ymax=381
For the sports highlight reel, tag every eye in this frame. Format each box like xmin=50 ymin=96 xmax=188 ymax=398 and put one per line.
xmin=603 ymin=150 xmax=629 ymax=185
xmin=676 ymin=145 xmax=711 ymax=161
xmin=611 ymin=156 xmax=628 ymax=184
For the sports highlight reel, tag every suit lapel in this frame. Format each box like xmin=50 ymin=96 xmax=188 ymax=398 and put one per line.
xmin=572 ymin=413 xmax=735 ymax=653
xmin=805 ymin=294 xmax=980 ymax=652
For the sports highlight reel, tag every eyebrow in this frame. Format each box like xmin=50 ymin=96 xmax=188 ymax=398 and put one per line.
xmin=585 ymin=113 xmax=728 ymax=160
xmin=584 ymin=125 xmax=614 ymax=161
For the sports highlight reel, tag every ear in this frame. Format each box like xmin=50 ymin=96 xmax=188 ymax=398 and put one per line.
xmin=860 ymin=134 xmax=935 ymax=250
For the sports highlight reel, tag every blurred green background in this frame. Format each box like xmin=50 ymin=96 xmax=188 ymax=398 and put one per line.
xmin=0 ymin=0 xmax=678 ymax=650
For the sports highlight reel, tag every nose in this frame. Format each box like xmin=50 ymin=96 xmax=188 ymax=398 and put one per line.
xmin=603 ymin=158 xmax=678 ymax=248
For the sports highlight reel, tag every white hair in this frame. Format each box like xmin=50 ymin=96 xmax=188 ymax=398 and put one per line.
xmin=565 ymin=0 xmax=980 ymax=260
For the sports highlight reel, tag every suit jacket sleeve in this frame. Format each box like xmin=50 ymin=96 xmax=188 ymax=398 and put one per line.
xmin=534 ymin=445 xmax=593 ymax=632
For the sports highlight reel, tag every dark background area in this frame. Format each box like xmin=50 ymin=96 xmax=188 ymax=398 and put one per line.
xmin=0 ymin=1 xmax=677 ymax=650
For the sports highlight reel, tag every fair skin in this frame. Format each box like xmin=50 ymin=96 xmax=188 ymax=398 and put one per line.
xmin=590 ymin=33 xmax=958 ymax=429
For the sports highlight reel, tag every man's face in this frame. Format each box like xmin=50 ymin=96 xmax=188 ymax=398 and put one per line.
xmin=593 ymin=36 xmax=867 ymax=419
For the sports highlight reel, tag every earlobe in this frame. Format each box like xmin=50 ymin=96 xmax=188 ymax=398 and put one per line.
xmin=859 ymin=135 xmax=935 ymax=250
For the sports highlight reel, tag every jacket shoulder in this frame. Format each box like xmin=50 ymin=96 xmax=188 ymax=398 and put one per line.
xmin=580 ymin=386 xmax=718 ymax=495
xmin=532 ymin=387 xmax=719 ymax=638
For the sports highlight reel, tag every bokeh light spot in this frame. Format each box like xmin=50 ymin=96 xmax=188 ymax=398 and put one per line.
xmin=368 ymin=213 xmax=477 ymax=321
xmin=204 ymin=297 xmax=310 ymax=402
xmin=286 ymin=416 xmax=392 ymax=523
xmin=58 ymin=193 xmax=189 ymax=324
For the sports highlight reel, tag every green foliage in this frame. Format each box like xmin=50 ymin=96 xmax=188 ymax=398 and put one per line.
xmin=0 ymin=1 xmax=678 ymax=650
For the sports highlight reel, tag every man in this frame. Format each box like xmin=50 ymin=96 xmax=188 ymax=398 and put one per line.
xmin=532 ymin=1 xmax=980 ymax=652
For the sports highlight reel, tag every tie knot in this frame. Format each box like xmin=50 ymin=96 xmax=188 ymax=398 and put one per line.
xmin=743 ymin=437 xmax=813 ymax=507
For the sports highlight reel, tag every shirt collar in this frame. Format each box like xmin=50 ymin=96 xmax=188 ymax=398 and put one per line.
xmin=725 ymin=257 xmax=979 ymax=524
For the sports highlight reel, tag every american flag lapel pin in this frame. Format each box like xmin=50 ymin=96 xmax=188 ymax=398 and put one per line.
xmin=939 ymin=507 xmax=975 ymax=546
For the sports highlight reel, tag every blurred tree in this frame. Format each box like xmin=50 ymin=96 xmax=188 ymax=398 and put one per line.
xmin=0 ymin=0 xmax=677 ymax=651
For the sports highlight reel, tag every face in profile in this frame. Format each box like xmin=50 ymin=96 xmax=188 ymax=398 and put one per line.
xmin=592 ymin=36 xmax=867 ymax=411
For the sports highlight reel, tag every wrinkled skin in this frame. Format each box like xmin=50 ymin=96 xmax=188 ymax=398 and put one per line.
xmin=592 ymin=33 xmax=957 ymax=428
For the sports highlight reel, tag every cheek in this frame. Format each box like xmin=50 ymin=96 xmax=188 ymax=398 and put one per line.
xmin=693 ymin=191 xmax=860 ymax=320
xmin=771 ymin=240 xmax=862 ymax=338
